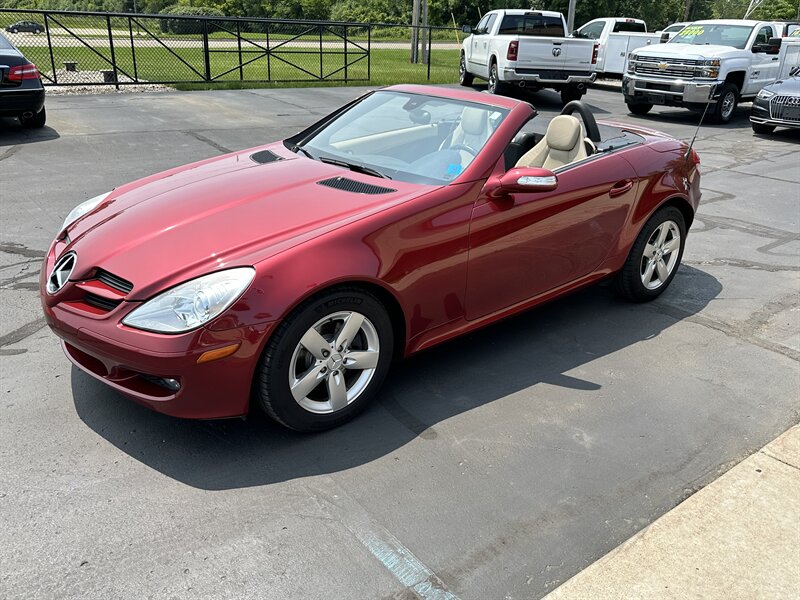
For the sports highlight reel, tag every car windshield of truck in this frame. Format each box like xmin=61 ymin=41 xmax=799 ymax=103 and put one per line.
xmin=669 ymin=24 xmax=754 ymax=49
xmin=613 ymin=21 xmax=646 ymax=33
xmin=498 ymin=15 xmax=564 ymax=36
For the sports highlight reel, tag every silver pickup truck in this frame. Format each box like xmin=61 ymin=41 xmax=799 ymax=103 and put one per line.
xmin=460 ymin=9 xmax=597 ymax=104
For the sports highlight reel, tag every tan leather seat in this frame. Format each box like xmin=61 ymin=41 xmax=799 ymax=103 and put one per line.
xmin=443 ymin=106 xmax=492 ymax=150
xmin=515 ymin=115 xmax=587 ymax=170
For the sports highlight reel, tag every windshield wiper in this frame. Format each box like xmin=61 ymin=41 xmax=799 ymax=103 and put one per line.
xmin=318 ymin=156 xmax=392 ymax=180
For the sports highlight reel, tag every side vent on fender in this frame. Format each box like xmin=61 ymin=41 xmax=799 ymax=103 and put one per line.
xmin=250 ymin=150 xmax=283 ymax=164
xmin=317 ymin=177 xmax=396 ymax=195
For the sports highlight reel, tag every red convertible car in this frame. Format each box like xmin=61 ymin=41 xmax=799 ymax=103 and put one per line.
xmin=40 ymin=85 xmax=700 ymax=431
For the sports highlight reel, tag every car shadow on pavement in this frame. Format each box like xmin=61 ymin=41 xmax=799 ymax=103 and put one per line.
xmin=0 ymin=120 xmax=59 ymax=143
xmin=73 ymin=265 xmax=722 ymax=490
xmin=625 ymin=105 xmax=754 ymax=129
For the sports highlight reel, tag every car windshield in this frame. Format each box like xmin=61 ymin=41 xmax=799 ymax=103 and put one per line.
xmin=669 ymin=24 xmax=754 ymax=49
xmin=296 ymin=91 xmax=509 ymax=185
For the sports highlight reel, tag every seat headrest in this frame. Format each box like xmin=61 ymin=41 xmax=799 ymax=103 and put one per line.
xmin=459 ymin=107 xmax=488 ymax=135
xmin=544 ymin=115 xmax=583 ymax=151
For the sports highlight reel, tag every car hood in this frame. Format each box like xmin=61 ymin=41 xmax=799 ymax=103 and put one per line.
xmin=65 ymin=144 xmax=429 ymax=300
xmin=638 ymin=43 xmax=743 ymax=59
xmin=763 ymin=76 xmax=800 ymax=94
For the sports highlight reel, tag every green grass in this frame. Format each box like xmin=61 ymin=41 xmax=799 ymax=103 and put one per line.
xmin=19 ymin=43 xmax=460 ymax=87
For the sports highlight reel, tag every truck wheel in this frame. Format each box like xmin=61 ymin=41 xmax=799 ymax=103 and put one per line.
xmin=459 ymin=54 xmax=474 ymax=87
xmin=711 ymin=83 xmax=738 ymax=124
xmin=627 ymin=102 xmax=652 ymax=115
xmin=560 ymin=86 xmax=583 ymax=105
xmin=751 ymin=122 xmax=774 ymax=135
xmin=487 ymin=62 xmax=507 ymax=95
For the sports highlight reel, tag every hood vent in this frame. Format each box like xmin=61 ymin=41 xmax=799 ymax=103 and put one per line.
xmin=250 ymin=150 xmax=283 ymax=164
xmin=317 ymin=177 xmax=396 ymax=195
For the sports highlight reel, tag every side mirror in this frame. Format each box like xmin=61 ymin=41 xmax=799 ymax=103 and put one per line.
xmin=485 ymin=168 xmax=558 ymax=197
xmin=766 ymin=37 xmax=782 ymax=54
xmin=660 ymin=32 xmax=669 ymax=43
xmin=751 ymin=43 xmax=768 ymax=53
xmin=462 ymin=25 xmax=473 ymax=34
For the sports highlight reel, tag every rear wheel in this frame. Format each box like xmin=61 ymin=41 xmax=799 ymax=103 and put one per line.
xmin=627 ymin=102 xmax=653 ymax=115
xmin=11 ymin=28 xmax=18 ymax=33
xmin=21 ymin=106 xmax=46 ymax=128
xmin=614 ymin=206 xmax=686 ymax=302
xmin=255 ymin=288 xmax=394 ymax=432
xmin=459 ymin=54 xmax=474 ymax=86
xmin=751 ymin=122 xmax=775 ymax=134
xmin=560 ymin=86 xmax=583 ymax=105
xmin=487 ymin=61 xmax=507 ymax=95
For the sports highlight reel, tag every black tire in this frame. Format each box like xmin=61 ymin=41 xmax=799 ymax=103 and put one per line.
xmin=21 ymin=106 xmax=46 ymax=129
xmin=11 ymin=28 xmax=18 ymax=34
xmin=614 ymin=206 xmax=687 ymax=302
xmin=751 ymin=122 xmax=775 ymax=134
xmin=255 ymin=287 xmax=394 ymax=432
xmin=560 ymin=86 xmax=583 ymax=105
xmin=627 ymin=102 xmax=653 ymax=115
xmin=710 ymin=82 xmax=738 ymax=124
xmin=487 ymin=61 xmax=507 ymax=95
xmin=459 ymin=53 xmax=474 ymax=87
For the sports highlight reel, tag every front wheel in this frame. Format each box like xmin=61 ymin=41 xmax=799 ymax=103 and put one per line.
xmin=614 ymin=206 xmax=686 ymax=302
xmin=711 ymin=83 xmax=738 ymax=124
xmin=751 ymin=122 xmax=775 ymax=134
xmin=627 ymin=102 xmax=653 ymax=116
xmin=255 ymin=288 xmax=394 ymax=432
xmin=459 ymin=54 xmax=474 ymax=86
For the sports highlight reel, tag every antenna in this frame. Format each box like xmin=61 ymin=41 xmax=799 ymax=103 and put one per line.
xmin=685 ymin=82 xmax=718 ymax=161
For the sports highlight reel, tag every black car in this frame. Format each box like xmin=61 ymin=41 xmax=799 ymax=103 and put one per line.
xmin=5 ymin=21 xmax=44 ymax=34
xmin=751 ymin=65 xmax=800 ymax=134
xmin=0 ymin=33 xmax=46 ymax=128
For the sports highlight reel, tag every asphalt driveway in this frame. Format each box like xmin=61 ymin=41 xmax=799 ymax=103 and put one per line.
xmin=1 ymin=84 xmax=798 ymax=600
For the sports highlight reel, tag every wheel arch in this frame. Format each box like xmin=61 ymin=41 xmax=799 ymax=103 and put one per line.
xmin=724 ymin=71 xmax=745 ymax=92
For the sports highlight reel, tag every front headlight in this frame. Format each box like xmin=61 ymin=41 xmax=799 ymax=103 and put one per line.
xmin=123 ymin=268 xmax=256 ymax=333
xmin=626 ymin=54 xmax=636 ymax=73
xmin=757 ymin=88 xmax=776 ymax=100
xmin=61 ymin=192 xmax=111 ymax=232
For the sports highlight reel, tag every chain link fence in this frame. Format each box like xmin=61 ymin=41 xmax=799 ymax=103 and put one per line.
xmin=0 ymin=9 xmax=462 ymax=88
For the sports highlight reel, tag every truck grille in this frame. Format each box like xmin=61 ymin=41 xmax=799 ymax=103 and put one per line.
xmin=632 ymin=56 xmax=700 ymax=79
xmin=769 ymin=95 xmax=800 ymax=122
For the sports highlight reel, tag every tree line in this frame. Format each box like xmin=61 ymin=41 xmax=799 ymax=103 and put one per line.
xmin=1 ymin=0 xmax=797 ymax=29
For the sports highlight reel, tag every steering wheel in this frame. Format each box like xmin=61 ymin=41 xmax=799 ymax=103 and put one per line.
xmin=450 ymin=143 xmax=478 ymax=157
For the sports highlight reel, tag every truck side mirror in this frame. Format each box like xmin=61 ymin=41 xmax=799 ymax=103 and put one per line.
xmin=660 ymin=32 xmax=669 ymax=43
xmin=766 ymin=37 xmax=782 ymax=55
xmin=462 ymin=25 xmax=473 ymax=34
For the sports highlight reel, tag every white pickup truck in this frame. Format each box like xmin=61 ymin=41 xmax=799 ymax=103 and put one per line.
xmin=623 ymin=19 xmax=790 ymax=123
xmin=574 ymin=17 xmax=662 ymax=75
xmin=460 ymin=9 xmax=597 ymax=104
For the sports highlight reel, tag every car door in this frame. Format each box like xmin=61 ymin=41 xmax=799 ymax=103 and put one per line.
xmin=471 ymin=14 xmax=497 ymax=75
xmin=746 ymin=24 xmax=781 ymax=95
xmin=465 ymin=152 xmax=639 ymax=320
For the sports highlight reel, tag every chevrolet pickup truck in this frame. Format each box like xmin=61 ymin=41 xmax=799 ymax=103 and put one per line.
xmin=623 ymin=19 xmax=788 ymax=123
xmin=460 ymin=9 xmax=597 ymax=104
xmin=575 ymin=17 xmax=662 ymax=75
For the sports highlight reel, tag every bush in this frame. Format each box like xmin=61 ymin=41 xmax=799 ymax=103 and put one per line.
xmin=158 ymin=5 xmax=226 ymax=34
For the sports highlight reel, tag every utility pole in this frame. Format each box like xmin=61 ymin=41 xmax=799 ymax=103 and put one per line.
xmin=411 ymin=0 xmax=420 ymax=63
xmin=567 ymin=0 xmax=577 ymax=33
xmin=421 ymin=0 xmax=429 ymax=64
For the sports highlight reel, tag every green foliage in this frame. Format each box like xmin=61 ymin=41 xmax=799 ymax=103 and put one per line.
xmin=158 ymin=4 xmax=224 ymax=32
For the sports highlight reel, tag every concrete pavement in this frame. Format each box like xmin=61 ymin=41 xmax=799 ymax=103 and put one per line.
xmin=544 ymin=425 xmax=800 ymax=600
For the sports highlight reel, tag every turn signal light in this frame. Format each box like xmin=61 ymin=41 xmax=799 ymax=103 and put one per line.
xmin=591 ymin=43 xmax=599 ymax=65
xmin=197 ymin=343 xmax=240 ymax=364
xmin=507 ymin=40 xmax=519 ymax=61
xmin=8 ymin=63 xmax=40 ymax=81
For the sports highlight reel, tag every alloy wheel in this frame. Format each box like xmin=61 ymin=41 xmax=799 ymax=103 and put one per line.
xmin=640 ymin=220 xmax=681 ymax=290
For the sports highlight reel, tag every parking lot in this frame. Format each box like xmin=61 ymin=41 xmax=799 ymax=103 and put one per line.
xmin=1 ymin=85 xmax=798 ymax=599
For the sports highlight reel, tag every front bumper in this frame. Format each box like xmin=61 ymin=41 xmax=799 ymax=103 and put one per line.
xmin=623 ymin=75 xmax=719 ymax=106
xmin=0 ymin=86 xmax=45 ymax=116
xmin=40 ymin=244 xmax=275 ymax=419
xmin=750 ymin=95 xmax=800 ymax=129
xmin=502 ymin=67 xmax=596 ymax=87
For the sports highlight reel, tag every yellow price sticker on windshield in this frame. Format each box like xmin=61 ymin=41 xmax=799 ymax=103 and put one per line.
xmin=679 ymin=26 xmax=705 ymax=37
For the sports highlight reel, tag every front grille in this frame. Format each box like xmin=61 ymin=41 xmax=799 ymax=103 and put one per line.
xmin=84 ymin=293 xmax=122 ymax=311
xmin=317 ymin=177 xmax=396 ymax=195
xmin=632 ymin=56 xmax=700 ymax=79
xmin=95 ymin=269 xmax=133 ymax=294
xmin=770 ymin=95 xmax=800 ymax=122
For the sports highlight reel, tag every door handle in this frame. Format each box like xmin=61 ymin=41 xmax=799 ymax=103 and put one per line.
xmin=609 ymin=179 xmax=633 ymax=197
